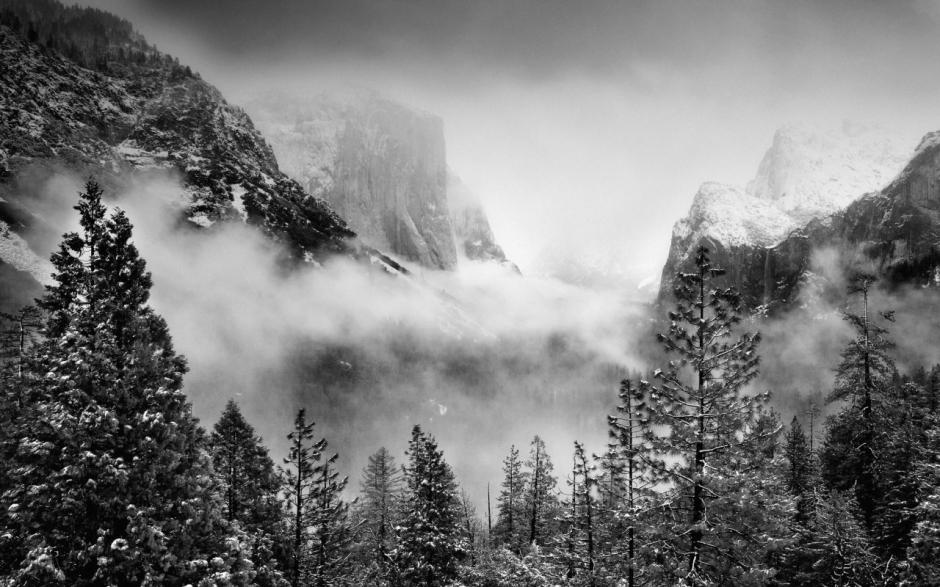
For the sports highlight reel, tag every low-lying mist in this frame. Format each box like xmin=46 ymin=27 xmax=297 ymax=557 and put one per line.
xmin=14 ymin=169 xmax=940 ymax=507
xmin=70 ymin=171 xmax=649 ymax=505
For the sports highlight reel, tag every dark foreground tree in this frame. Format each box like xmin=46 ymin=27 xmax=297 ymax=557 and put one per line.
xmin=281 ymin=408 xmax=325 ymax=587
xmin=0 ymin=180 xmax=250 ymax=585
xmin=308 ymin=449 xmax=354 ymax=587
xmin=640 ymin=246 xmax=780 ymax=584
xmin=493 ymin=444 xmax=527 ymax=552
xmin=210 ymin=399 xmax=288 ymax=585
xmin=823 ymin=273 xmax=897 ymax=532
xmin=523 ymin=435 xmax=558 ymax=549
xmin=354 ymin=447 xmax=402 ymax=582
xmin=394 ymin=425 xmax=466 ymax=585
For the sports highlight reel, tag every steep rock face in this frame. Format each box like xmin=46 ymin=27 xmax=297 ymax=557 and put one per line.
xmin=659 ymin=124 xmax=912 ymax=308
xmin=248 ymin=93 xmax=458 ymax=270
xmin=447 ymin=172 xmax=514 ymax=267
xmin=0 ymin=2 xmax=359 ymax=300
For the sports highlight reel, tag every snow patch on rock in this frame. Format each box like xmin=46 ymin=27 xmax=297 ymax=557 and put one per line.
xmin=0 ymin=220 xmax=52 ymax=283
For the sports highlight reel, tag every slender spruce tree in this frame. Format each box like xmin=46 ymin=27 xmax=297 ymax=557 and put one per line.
xmin=281 ymin=408 xmax=326 ymax=587
xmin=523 ymin=435 xmax=558 ymax=549
xmin=493 ymin=444 xmax=527 ymax=552
xmin=308 ymin=450 xmax=354 ymax=587
xmin=356 ymin=447 xmax=402 ymax=578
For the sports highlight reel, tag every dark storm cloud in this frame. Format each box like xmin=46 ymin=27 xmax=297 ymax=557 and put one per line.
xmin=89 ymin=0 xmax=940 ymax=81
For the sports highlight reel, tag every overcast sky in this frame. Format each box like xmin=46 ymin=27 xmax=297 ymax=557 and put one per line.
xmin=80 ymin=0 xmax=940 ymax=276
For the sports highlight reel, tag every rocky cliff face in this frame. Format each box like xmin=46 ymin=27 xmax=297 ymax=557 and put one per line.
xmin=248 ymin=93 xmax=459 ymax=270
xmin=659 ymin=124 xmax=914 ymax=309
xmin=248 ymin=93 xmax=514 ymax=271
xmin=0 ymin=1 xmax=369 ymax=310
xmin=447 ymin=172 xmax=514 ymax=268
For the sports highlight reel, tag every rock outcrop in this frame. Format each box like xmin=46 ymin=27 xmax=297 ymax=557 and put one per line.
xmin=0 ymin=0 xmax=365 ymax=307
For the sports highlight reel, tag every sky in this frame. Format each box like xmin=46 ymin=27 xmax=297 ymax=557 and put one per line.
xmin=76 ymin=0 xmax=940 ymax=277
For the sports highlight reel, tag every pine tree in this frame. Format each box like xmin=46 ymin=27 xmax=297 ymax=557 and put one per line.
xmin=493 ymin=444 xmax=527 ymax=552
xmin=784 ymin=416 xmax=816 ymax=525
xmin=565 ymin=441 xmax=597 ymax=586
xmin=281 ymin=408 xmax=326 ymax=587
xmin=606 ymin=378 xmax=652 ymax=587
xmin=355 ymin=447 xmax=402 ymax=579
xmin=523 ymin=435 xmax=558 ymax=549
xmin=778 ymin=489 xmax=885 ymax=586
xmin=907 ymin=426 xmax=940 ymax=584
xmin=210 ymin=399 xmax=288 ymax=586
xmin=0 ymin=180 xmax=250 ymax=585
xmin=825 ymin=273 xmax=896 ymax=530
xmin=641 ymin=245 xmax=774 ymax=584
xmin=393 ymin=425 xmax=466 ymax=586
xmin=308 ymin=450 xmax=354 ymax=587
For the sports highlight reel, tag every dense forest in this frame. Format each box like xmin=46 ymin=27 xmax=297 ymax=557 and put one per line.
xmin=1 ymin=181 xmax=940 ymax=586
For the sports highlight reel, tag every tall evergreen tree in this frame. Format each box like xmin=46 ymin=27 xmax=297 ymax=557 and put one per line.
xmin=523 ymin=436 xmax=558 ymax=549
xmin=355 ymin=447 xmax=402 ymax=579
xmin=210 ymin=399 xmax=288 ymax=586
xmin=281 ymin=408 xmax=326 ymax=587
xmin=0 ymin=180 xmax=250 ymax=585
xmin=784 ymin=416 xmax=817 ymax=525
xmin=641 ymin=245 xmax=774 ymax=584
xmin=907 ymin=425 xmax=940 ymax=584
xmin=493 ymin=444 xmax=527 ymax=552
xmin=559 ymin=441 xmax=597 ymax=587
xmin=308 ymin=450 xmax=354 ymax=587
xmin=394 ymin=425 xmax=466 ymax=586
xmin=606 ymin=378 xmax=652 ymax=587
xmin=824 ymin=273 xmax=896 ymax=530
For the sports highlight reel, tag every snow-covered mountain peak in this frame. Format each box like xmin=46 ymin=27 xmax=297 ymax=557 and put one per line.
xmin=675 ymin=181 xmax=797 ymax=251
xmin=746 ymin=121 xmax=909 ymax=224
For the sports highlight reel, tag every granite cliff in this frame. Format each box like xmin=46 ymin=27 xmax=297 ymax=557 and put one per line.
xmin=248 ymin=92 xmax=512 ymax=271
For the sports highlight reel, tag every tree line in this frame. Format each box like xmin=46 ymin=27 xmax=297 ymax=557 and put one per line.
xmin=2 ymin=180 xmax=940 ymax=585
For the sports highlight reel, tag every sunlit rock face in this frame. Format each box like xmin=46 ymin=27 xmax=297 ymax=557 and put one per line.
xmin=658 ymin=123 xmax=926 ymax=311
xmin=249 ymin=92 xmax=460 ymax=270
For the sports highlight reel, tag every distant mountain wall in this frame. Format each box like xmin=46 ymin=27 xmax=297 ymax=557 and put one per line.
xmin=248 ymin=92 xmax=513 ymax=271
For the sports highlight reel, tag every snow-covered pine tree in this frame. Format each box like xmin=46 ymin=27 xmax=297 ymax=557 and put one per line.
xmin=210 ymin=399 xmax=288 ymax=586
xmin=493 ymin=444 xmax=527 ymax=552
xmin=641 ymin=245 xmax=775 ymax=584
xmin=1 ymin=180 xmax=251 ymax=585
xmin=605 ymin=378 xmax=653 ymax=587
xmin=308 ymin=450 xmax=354 ymax=587
xmin=393 ymin=425 xmax=466 ymax=586
xmin=355 ymin=447 xmax=402 ymax=579
xmin=281 ymin=408 xmax=326 ymax=587
xmin=784 ymin=416 xmax=817 ymax=526
xmin=571 ymin=441 xmax=598 ymax=586
xmin=906 ymin=424 xmax=940 ymax=584
xmin=523 ymin=435 xmax=558 ymax=549
xmin=823 ymin=273 xmax=896 ymax=531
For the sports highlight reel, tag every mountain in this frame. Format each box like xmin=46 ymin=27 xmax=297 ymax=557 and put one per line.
xmin=659 ymin=123 xmax=913 ymax=308
xmin=0 ymin=0 xmax=392 ymax=310
xmin=447 ymin=172 xmax=515 ymax=268
xmin=246 ymin=92 xmax=513 ymax=271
